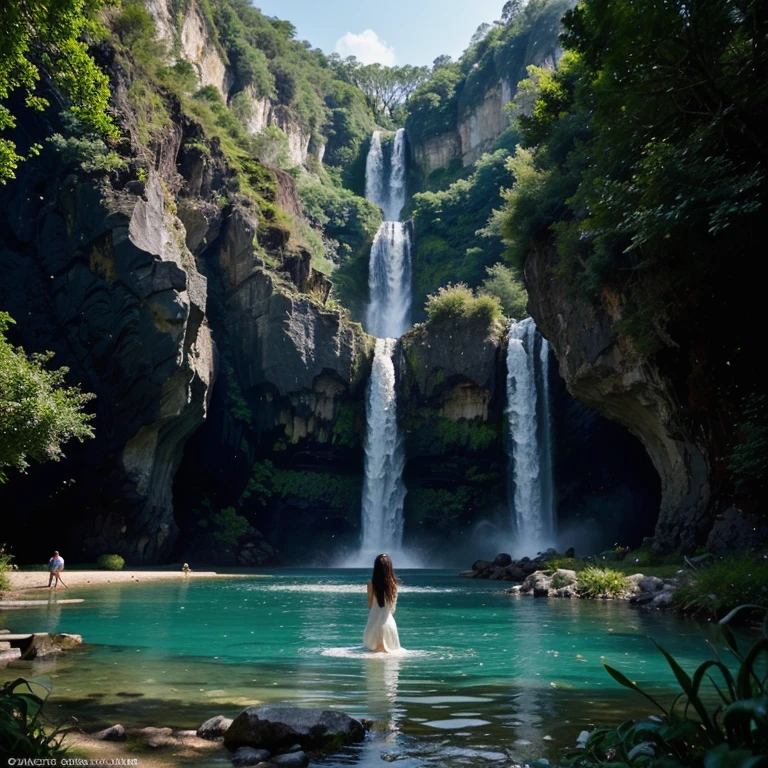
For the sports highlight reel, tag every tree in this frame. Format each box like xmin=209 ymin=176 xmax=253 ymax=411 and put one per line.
xmin=346 ymin=61 xmax=430 ymax=120
xmin=432 ymin=55 xmax=452 ymax=72
xmin=500 ymin=0 xmax=524 ymax=24
xmin=0 ymin=313 xmax=95 ymax=483
xmin=0 ymin=0 xmax=119 ymax=183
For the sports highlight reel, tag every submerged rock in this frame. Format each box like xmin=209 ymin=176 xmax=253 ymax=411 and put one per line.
xmin=232 ymin=746 xmax=272 ymax=766
xmin=21 ymin=633 xmax=82 ymax=660
xmin=224 ymin=706 xmax=365 ymax=752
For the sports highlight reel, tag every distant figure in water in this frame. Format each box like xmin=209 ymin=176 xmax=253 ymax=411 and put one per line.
xmin=363 ymin=553 xmax=401 ymax=653
xmin=47 ymin=550 xmax=66 ymax=589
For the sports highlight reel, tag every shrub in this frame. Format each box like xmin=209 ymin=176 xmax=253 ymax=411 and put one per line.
xmin=211 ymin=507 xmax=249 ymax=548
xmin=96 ymin=554 xmax=125 ymax=571
xmin=671 ymin=553 xmax=768 ymax=617
xmin=0 ymin=677 xmax=65 ymax=757
xmin=424 ymin=283 xmax=504 ymax=327
xmin=577 ymin=566 xmax=629 ymax=597
xmin=0 ymin=544 xmax=13 ymax=591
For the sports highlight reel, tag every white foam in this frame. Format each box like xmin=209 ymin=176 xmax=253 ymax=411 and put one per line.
xmin=315 ymin=646 xmax=430 ymax=660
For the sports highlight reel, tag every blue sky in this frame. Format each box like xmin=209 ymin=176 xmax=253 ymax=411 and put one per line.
xmin=252 ymin=0 xmax=506 ymax=67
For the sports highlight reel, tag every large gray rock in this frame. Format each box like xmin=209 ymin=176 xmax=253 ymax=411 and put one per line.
xmin=271 ymin=753 xmax=308 ymax=767
xmin=526 ymin=246 xmax=712 ymax=553
xmin=224 ymin=706 xmax=365 ymax=752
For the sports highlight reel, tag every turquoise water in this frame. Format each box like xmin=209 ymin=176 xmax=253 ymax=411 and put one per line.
xmin=0 ymin=570 xmax=731 ymax=766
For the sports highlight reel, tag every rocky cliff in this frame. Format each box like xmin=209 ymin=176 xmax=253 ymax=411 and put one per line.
xmin=525 ymin=247 xmax=712 ymax=552
xmin=0 ymin=26 xmax=373 ymax=563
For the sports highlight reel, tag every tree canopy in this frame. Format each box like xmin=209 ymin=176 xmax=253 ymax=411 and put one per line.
xmin=0 ymin=313 xmax=94 ymax=483
xmin=0 ymin=0 xmax=118 ymax=183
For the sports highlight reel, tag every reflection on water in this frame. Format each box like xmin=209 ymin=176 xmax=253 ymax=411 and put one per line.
xmin=0 ymin=570 xmax=740 ymax=768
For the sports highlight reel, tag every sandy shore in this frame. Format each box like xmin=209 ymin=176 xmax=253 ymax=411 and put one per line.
xmin=2 ymin=569 xmax=259 ymax=595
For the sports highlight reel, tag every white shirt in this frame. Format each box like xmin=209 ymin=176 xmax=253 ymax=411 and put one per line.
xmin=49 ymin=556 xmax=64 ymax=571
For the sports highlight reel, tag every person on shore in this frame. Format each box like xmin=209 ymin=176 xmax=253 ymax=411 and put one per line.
xmin=48 ymin=551 xmax=67 ymax=589
xmin=363 ymin=553 xmax=402 ymax=653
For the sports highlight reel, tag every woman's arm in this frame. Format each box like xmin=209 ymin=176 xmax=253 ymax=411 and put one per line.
xmin=367 ymin=581 xmax=373 ymax=609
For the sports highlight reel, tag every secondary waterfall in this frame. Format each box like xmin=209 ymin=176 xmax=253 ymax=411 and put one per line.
xmin=506 ymin=317 xmax=556 ymax=556
xmin=356 ymin=128 xmax=412 ymax=563
xmin=359 ymin=338 xmax=406 ymax=561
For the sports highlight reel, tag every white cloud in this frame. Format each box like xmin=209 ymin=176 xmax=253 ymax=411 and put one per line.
xmin=334 ymin=29 xmax=396 ymax=66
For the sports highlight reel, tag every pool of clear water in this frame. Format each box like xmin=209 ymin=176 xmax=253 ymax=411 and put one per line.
xmin=0 ymin=569 xmax=730 ymax=767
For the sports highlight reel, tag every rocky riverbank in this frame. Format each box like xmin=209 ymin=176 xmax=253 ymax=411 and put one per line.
xmin=462 ymin=552 xmax=679 ymax=607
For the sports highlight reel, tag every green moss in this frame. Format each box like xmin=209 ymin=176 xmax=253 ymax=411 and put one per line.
xmin=272 ymin=469 xmax=362 ymax=510
xmin=331 ymin=402 xmax=361 ymax=448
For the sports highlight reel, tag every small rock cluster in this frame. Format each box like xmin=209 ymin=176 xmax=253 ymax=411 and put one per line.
xmin=91 ymin=706 xmax=366 ymax=767
xmin=503 ymin=570 xmax=678 ymax=604
xmin=460 ymin=552 xmax=560 ymax=582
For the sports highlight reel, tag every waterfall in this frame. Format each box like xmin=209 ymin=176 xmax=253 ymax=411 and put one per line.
xmin=365 ymin=222 xmax=412 ymax=340
xmin=354 ymin=128 xmax=412 ymax=564
xmin=506 ymin=317 xmax=556 ymax=556
xmin=359 ymin=338 xmax=406 ymax=561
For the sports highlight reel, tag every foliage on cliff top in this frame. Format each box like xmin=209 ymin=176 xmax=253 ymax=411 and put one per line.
xmin=411 ymin=147 xmax=527 ymax=314
xmin=0 ymin=313 xmax=95 ymax=484
xmin=500 ymin=0 xmax=767 ymax=354
xmin=0 ymin=0 xmax=119 ymax=183
xmin=424 ymin=283 xmax=505 ymax=332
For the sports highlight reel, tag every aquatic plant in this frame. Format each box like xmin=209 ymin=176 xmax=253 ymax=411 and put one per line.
xmin=576 ymin=566 xmax=629 ymax=597
xmin=96 ymin=553 xmax=125 ymax=571
xmin=0 ymin=677 xmax=65 ymax=758
xmin=561 ymin=606 xmax=768 ymax=768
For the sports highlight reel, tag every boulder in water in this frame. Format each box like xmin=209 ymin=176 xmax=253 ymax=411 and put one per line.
xmin=231 ymin=747 xmax=272 ymax=766
xmin=493 ymin=553 xmax=512 ymax=567
xmin=224 ymin=706 xmax=366 ymax=752
xmin=198 ymin=714 xmax=234 ymax=740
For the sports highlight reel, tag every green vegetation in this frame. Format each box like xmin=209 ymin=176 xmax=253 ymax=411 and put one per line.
xmin=96 ymin=554 xmax=125 ymax=571
xmin=411 ymin=149 xmax=526 ymax=309
xmin=564 ymin=616 xmax=768 ymax=768
xmin=730 ymin=394 xmax=768 ymax=494
xmin=424 ymin=283 xmax=504 ymax=328
xmin=0 ymin=0 xmax=118 ymax=183
xmin=0 ymin=312 xmax=95 ymax=483
xmin=405 ymin=0 xmax=571 ymax=148
xmin=500 ymin=0 xmax=767 ymax=356
xmin=479 ymin=263 xmax=527 ymax=318
xmin=211 ymin=506 xmax=249 ymax=548
xmin=0 ymin=544 xmax=13 ymax=591
xmin=672 ymin=554 xmax=768 ymax=619
xmin=240 ymin=460 xmax=362 ymax=512
xmin=0 ymin=677 xmax=65 ymax=758
xmin=576 ymin=566 xmax=629 ymax=597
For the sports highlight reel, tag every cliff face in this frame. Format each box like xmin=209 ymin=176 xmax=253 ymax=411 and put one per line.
xmin=0 ymin=137 xmax=215 ymax=562
xmin=396 ymin=318 xmax=507 ymax=554
xmin=411 ymin=80 xmax=514 ymax=176
xmin=525 ymin=247 xmax=712 ymax=551
xmin=0 ymin=34 xmax=373 ymax=563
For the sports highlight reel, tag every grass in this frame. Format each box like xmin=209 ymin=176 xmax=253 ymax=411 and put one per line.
xmin=549 ymin=556 xmax=682 ymax=579
xmin=577 ymin=566 xmax=630 ymax=597
xmin=671 ymin=553 xmax=768 ymax=617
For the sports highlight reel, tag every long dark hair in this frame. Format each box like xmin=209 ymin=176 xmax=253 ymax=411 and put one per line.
xmin=371 ymin=553 xmax=397 ymax=607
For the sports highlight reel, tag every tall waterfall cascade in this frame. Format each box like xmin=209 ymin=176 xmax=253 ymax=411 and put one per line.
xmin=355 ymin=128 xmax=413 ymax=563
xmin=505 ymin=317 xmax=556 ymax=556
xmin=359 ymin=338 xmax=406 ymax=561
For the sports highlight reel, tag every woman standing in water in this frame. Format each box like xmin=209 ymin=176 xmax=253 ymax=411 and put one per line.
xmin=363 ymin=553 xmax=402 ymax=653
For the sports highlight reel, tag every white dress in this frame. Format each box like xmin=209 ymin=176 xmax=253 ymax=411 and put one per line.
xmin=363 ymin=595 xmax=401 ymax=652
